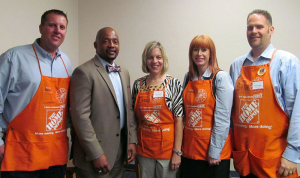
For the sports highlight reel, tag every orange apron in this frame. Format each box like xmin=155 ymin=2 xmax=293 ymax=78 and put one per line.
xmin=232 ymin=50 xmax=298 ymax=177
xmin=1 ymin=44 xmax=70 ymax=171
xmin=134 ymin=77 xmax=174 ymax=159
xmin=182 ymin=71 xmax=232 ymax=160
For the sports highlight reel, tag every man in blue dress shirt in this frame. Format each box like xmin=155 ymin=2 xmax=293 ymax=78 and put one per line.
xmin=230 ymin=9 xmax=300 ymax=178
xmin=0 ymin=9 xmax=72 ymax=178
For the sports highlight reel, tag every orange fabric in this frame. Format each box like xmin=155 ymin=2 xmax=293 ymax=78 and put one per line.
xmin=232 ymin=50 xmax=298 ymax=178
xmin=182 ymin=70 xmax=232 ymax=160
xmin=134 ymin=77 xmax=175 ymax=159
xmin=1 ymin=45 xmax=70 ymax=171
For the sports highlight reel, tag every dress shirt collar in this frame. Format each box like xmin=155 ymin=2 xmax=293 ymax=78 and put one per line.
xmin=34 ymin=38 xmax=62 ymax=60
xmin=245 ymin=43 xmax=276 ymax=63
xmin=191 ymin=67 xmax=212 ymax=81
xmin=95 ymin=54 xmax=116 ymax=70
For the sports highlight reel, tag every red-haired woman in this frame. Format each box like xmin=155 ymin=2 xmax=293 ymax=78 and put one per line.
xmin=180 ymin=35 xmax=233 ymax=178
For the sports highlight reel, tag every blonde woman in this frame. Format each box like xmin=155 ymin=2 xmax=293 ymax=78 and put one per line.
xmin=132 ymin=41 xmax=184 ymax=178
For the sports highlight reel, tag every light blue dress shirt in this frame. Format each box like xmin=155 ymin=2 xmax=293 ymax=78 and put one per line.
xmin=96 ymin=55 xmax=125 ymax=129
xmin=182 ymin=68 xmax=234 ymax=159
xmin=0 ymin=39 xmax=73 ymax=145
xmin=230 ymin=43 xmax=300 ymax=163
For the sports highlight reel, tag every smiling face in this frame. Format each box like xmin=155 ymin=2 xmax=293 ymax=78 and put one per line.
xmin=94 ymin=28 xmax=119 ymax=64
xmin=39 ymin=13 xmax=67 ymax=55
xmin=146 ymin=48 xmax=164 ymax=75
xmin=247 ymin=13 xmax=274 ymax=53
xmin=192 ymin=47 xmax=210 ymax=71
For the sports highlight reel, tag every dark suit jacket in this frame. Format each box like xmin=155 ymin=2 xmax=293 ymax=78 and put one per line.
xmin=70 ymin=56 xmax=138 ymax=171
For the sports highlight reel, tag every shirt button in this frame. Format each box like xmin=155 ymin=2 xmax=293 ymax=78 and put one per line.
xmin=116 ymin=133 xmax=119 ymax=137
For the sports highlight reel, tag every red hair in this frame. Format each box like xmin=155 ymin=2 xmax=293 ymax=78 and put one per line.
xmin=188 ymin=35 xmax=219 ymax=79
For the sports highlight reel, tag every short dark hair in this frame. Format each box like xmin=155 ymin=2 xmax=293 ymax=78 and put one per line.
xmin=247 ymin=9 xmax=272 ymax=26
xmin=41 ymin=9 xmax=68 ymax=26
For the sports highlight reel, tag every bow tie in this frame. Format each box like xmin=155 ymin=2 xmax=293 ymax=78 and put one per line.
xmin=106 ymin=64 xmax=121 ymax=72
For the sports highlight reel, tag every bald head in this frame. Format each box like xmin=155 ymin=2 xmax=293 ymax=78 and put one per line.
xmin=94 ymin=27 xmax=120 ymax=64
xmin=95 ymin=27 xmax=118 ymax=41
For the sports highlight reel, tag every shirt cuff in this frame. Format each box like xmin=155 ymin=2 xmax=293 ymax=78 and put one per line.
xmin=93 ymin=154 xmax=102 ymax=160
xmin=208 ymin=145 xmax=221 ymax=160
xmin=282 ymin=145 xmax=300 ymax=164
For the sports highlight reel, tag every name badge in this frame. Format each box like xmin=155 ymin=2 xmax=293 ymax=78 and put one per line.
xmin=252 ymin=81 xmax=264 ymax=90
xmin=153 ymin=91 xmax=164 ymax=98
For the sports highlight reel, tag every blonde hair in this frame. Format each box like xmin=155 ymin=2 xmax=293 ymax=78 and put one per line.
xmin=141 ymin=41 xmax=169 ymax=74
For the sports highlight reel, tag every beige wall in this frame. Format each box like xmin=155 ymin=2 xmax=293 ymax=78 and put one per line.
xmin=1 ymin=0 xmax=299 ymax=83
xmin=78 ymin=0 xmax=300 ymax=85
xmin=0 ymin=0 xmax=79 ymax=66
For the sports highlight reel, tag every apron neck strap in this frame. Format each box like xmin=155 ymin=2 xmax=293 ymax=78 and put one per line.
xmin=32 ymin=44 xmax=69 ymax=77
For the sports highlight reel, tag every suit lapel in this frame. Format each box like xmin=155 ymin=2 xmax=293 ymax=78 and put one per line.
xmin=92 ymin=57 xmax=118 ymax=105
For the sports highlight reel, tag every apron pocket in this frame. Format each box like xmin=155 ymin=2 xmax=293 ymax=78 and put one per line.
xmin=139 ymin=136 xmax=173 ymax=159
xmin=232 ymin=150 xmax=250 ymax=176
xmin=248 ymin=152 xmax=297 ymax=178
xmin=183 ymin=136 xmax=209 ymax=160
xmin=2 ymin=141 xmax=31 ymax=171
xmin=50 ymin=138 xmax=69 ymax=165
xmin=28 ymin=142 xmax=51 ymax=167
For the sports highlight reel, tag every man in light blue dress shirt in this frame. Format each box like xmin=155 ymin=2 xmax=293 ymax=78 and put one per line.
xmin=0 ymin=9 xmax=72 ymax=178
xmin=230 ymin=9 xmax=300 ymax=178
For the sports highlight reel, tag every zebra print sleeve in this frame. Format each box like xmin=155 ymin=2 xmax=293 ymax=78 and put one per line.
xmin=165 ymin=75 xmax=184 ymax=117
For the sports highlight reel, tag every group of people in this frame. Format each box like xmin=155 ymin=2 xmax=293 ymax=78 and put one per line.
xmin=0 ymin=8 xmax=299 ymax=178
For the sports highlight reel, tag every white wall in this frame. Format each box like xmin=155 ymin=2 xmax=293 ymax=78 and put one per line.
xmin=0 ymin=0 xmax=79 ymax=66
xmin=78 ymin=0 xmax=300 ymax=86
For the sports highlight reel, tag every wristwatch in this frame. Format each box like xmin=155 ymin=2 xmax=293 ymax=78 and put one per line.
xmin=173 ymin=148 xmax=183 ymax=156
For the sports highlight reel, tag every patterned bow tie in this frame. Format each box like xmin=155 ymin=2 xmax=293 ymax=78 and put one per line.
xmin=106 ymin=64 xmax=121 ymax=72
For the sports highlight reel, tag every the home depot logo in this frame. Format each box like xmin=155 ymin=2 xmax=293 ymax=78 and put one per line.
xmin=188 ymin=109 xmax=202 ymax=127
xmin=239 ymin=99 xmax=260 ymax=124
xmin=144 ymin=111 xmax=161 ymax=124
xmin=46 ymin=107 xmax=64 ymax=131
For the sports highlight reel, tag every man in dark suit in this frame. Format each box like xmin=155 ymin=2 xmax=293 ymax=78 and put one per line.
xmin=70 ymin=27 xmax=138 ymax=178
